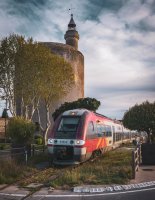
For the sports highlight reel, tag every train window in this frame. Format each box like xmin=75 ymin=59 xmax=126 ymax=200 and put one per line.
xmin=96 ymin=123 xmax=106 ymax=136
xmin=105 ymin=126 xmax=112 ymax=137
xmin=57 ymin=117 xmax=80 ymax=132
xmin=101 ymin=125 xmax=106 ymax=136
xmin=87 ymin=121 xmax=95 ymax=136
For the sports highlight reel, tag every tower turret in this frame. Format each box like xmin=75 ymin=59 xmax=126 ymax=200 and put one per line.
xmin=64 ymin=14 xmax=79 ymax=50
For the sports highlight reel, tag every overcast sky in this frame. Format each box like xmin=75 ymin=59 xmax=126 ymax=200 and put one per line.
xmin=0 ymin=0 xmax=155 ymax=119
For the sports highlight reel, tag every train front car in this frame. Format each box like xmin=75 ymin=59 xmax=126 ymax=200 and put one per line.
xmin=47 ymin=109 xmax=89 ymax=165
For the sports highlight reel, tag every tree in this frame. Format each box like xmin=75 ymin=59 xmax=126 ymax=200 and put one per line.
xmin=0 ymin=34 xmax=24 ymax=116
xmin=52 ymin=97 xmax=101 ymax=121
xmin=123 ymin=101 xmax=155 ymax=140
xmin=0 ymin=34 xmax=74 ymax=143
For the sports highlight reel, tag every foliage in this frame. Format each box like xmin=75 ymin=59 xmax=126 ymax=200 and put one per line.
xmin=49 ymin=148 xmax=132 ymax=189
xmin=7 ymin=117 xmax=35 ymax=145
xmin=52 ymin=97 xmax=101 ymax=121
xmin=0 ymin=143 xmax=11 ymax=150
xmin=0 ymin=34 xmax=24 ymax=116
xmin=123 ymin=101 xmax=155 ymax=137
xmin=0 ymin=34 xmax=74 ymax=143
xmin=1 ymin=108 xmax=8 ymax=118
xmin=0 ymin=158 xmax=38 ymax=184
xmin=34 ymin=134 xmax=43 ymax=145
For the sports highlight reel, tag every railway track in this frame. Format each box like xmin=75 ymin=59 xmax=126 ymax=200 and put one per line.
xmin=0 ymin=154 xmax=102 ymax=200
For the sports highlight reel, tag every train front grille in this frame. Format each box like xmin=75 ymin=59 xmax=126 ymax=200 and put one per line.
xmin=54 ymin=146 xmax=74 ymax=161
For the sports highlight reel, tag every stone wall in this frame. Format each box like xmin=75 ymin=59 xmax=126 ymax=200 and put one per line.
xmin=32 ymin=42 xmax=84 ymax=131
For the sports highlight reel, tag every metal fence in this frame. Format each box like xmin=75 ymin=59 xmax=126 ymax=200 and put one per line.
xmin=0 ymin=143 xmax=46 ymax=164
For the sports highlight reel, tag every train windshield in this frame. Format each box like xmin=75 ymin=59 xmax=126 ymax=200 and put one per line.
xmin=55 ymin=116 xmax=80 ymax=139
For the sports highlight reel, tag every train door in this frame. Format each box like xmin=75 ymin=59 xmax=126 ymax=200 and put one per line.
xmin=112 ymin=126 xmax=115 ymax=143
xmin=86 ymin=121 xmax=96 ymax=154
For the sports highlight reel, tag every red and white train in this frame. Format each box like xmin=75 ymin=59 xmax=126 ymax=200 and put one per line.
xmin=47 ymin=109 xmax=138 ymax=165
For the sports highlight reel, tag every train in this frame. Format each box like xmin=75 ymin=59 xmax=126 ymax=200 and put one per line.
xmin=47 ymin=109 xmax=142 ymax=165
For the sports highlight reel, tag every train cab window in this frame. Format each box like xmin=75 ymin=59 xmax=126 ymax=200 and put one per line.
xmin=58 ymin=117 xmax=80 ymax=132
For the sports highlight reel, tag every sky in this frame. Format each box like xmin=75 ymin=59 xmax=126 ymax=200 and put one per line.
xmin=0 ymin=0 xmax=155 ymax=119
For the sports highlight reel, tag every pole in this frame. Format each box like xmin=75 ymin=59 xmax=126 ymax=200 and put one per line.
xmin=132 ymin=150 xmax=135 ymax=179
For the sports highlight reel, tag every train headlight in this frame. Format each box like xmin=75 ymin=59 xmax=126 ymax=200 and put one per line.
xmin=48 ymin=139 xmax=54 ymax=144
xmin=76 ymin=140 xmax=80 ymax=144
xmin=75 ymin=140 xmax=85 ymax=145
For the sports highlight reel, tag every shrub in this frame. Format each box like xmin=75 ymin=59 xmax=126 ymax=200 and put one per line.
xmin=34 ymin=134 xmax=43 ymax=145
xmin=7 ymin=117 xmax=35 ymax=145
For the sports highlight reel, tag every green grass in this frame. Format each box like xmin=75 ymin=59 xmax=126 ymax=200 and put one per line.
xmin=0 ymin=143 xmax=11 ymax=150
xmin=0 ymin=148 xmax=133 ymax=188
xmin=0 ymin=152 xmax=59 ymax=186
xmin=49 ymin=148 xmax=133 ymax=189
xmin=0 ymin=158 xmax=38 ymax=184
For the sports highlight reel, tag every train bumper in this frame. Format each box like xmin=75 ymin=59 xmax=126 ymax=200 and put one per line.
xmin=48 ymin=145 xmax=86 ymax=165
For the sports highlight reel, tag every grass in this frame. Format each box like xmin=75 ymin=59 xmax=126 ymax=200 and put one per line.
xmin=0 ymin=158 xmax=38 ymax=184
xmin=0 ymin=152 xmax=59 ymax=186
xmin=0 ymin=148 xmax=133 ymax=188
xmin=49 ymin=148 xmax=133 ymax=189
xmin=0 ymin=143 xmax=11 ymax=150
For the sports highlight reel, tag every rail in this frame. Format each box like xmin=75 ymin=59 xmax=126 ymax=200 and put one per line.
xmin=132 ymin=144 xmax=141 ymax=179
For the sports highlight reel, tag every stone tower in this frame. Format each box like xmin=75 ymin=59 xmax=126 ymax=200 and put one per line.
xmin=33 ymin=14 xmax=84 ymax=130
xmin=64 ymin=14 xmax=79 ymax=50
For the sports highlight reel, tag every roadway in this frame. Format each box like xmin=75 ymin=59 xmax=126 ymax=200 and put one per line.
xmin=0 ymin=186 xmax=155 ymax=200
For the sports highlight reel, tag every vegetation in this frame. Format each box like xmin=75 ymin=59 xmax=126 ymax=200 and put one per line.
xmin=123 ymin=101 xmax=155 ymax=141
xmin=0 ymin=34 xmax=21 ymax=116
xmin=6 ymin=117 xmax=35 ymax=145
xmin=52 ymin=97 xmax=101 ymax=121
xmin=0 ymin=153 xmax=55 ymax=185
xmin=0 ymin=34 xmax=74 ymax=142
xmin=0 ymin=159 xmax=38 ymax=184
xmin=0 ymin=148 xmax=132 ymax=187
xmin=49 ymin=148 xmax=132 ymax=189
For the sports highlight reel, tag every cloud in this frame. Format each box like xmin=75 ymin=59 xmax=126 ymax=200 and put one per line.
xmin=0 ymin=0 xmax=155 ymax=119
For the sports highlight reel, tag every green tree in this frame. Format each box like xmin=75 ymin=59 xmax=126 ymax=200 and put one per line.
xmin=52 ymin=97 xmax=101 ymax=121
xmin=123 ymin=101 xmax=155 ymax=141
xmin=0 ymin=34 xmax=24 ymax=116
xmin=0 ymin=34 xmax=74 ymax=143
xmin=16 ymin=40 xmax=74 ymax=142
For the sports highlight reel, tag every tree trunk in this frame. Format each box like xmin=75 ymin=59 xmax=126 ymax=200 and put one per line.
xmin=44 ymin=106 xmax=51 ymax=145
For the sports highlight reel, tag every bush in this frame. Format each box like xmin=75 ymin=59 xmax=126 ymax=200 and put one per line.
xmin=34 ymin=134 xmax=43 ymax=145
xmin=7 ymin=117 xmax=35 ymax=145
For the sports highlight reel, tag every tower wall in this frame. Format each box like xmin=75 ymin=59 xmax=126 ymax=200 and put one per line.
xmin=32 ymin=42 xmax=84 ymax=130
xmin=64 ymin=30 xmax=79 ymax=50
xmin=43 ymin=42 xmax=84 ymax=99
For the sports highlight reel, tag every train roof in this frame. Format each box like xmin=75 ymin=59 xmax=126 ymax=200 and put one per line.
xmin=62 ymin=109 xmax=122 ymax=125
xmin=62 ymin=109 xmax=91 ymax=116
